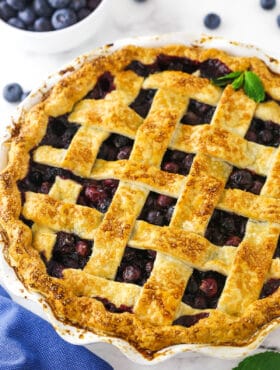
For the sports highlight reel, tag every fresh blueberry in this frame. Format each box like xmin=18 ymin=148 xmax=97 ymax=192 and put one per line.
xmin=48 ymin=0 xmax=71 ymax=8
xmin=7 ymin=16 xmax=26 ymax=29
xmin=34 ymin=17 xmax=53 ymax=31
xmin=77 ymin=7 xmax=91 ymax=20
xmin=277 ymin=14 xmax=280 ymax=27
xmin=51 ymin=8 xmax=77 ymax=30
xmin=6 ymin=0 xmax=27 ymax=11
xmin=21 ymin=90 xmax=31 ymax=101
xmin=33 ymin=0 xmax=53 ymax=17
xmin=70 ymin=0 xmax=86 ymax=11
xmin=0 ymin=2 xmax=16 ymax=21
xmin=133 ymin=0 xmax=147 ymax=2
xmin=18 ymin=7 xmax=36 ymax=25
xmin=87 ymin=0 xmax=102 ymax=10
xmin=260 ymin=0 xmax=276 ymax=9
xmin=204 ymin=13 xmax=221 ymax=30
xmin=3 ymin=83 xmax=23 ymax=103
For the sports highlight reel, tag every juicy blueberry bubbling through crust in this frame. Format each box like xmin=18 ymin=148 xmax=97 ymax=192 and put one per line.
xmin=115 ymin=246 xmax=156 ymax=286
xmin=45 ymin=232 xmax=93 ymax=278
xmin=205 ymin=209 xmax=248 ymax=247
xmin=138 ymin=191 xmax=177 ymax=227
xmin=161 ymin=149 xmax=195 ymax=176
xmin=182 ymin=269 xmax=226 ymax=309
xmin=245 ymin=118 xmax=280 ymax=148
xmin=226 ymin=167 xmax=266 ymax=195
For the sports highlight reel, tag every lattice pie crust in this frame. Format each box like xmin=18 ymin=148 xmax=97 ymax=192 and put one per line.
xmin=0 ymin=44 xmax=280 ymax=358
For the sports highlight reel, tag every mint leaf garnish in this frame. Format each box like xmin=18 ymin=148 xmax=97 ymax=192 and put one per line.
xmin=212 ymin=70 xmax=265 ymax=103
xmin=232 ymin=73 xmax=244 ymax=90
xmin=244 ymin=71 xmax=266 ymax=103
xmin=212 ymin=71 xmax=242 ymax=87
xmin=233 ymin=352 xmax=280 ymax=370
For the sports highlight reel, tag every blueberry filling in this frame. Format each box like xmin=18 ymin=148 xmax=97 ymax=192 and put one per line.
xmin=181 ymin=99 xmax=216 ymax=125
xmin=18 ymin=161 xmax=119 ymax=213
xmin=138 ymin=192 xmax=177 ymax=227
xmin=115 ymin=246 xmax=156 ymax=286
xmin=245 ymin=118 xmax=280 ymax=147
xmin=182 ymin=269 xmax=226 ymax=309
xmin=97 ymin=134 xmax=134 ymax=161
xmin=77 ymin=178 xmax=119 ymax=213
xmin=273 ymin=237 xmax=280 ymax=258
xmin=39 ymin=115 xmax=79 ymax=149
xmin=85 ymin=72 xmax=115 ymax=100
xmin=260 ymin=279 xmax=280 ymax=298
xmin=18 ymin=161 xmax=75 ymax=195
xmin=199 ymin=59 xmax=232 ymax=79
xmin=94 ymin=297 xmax=133 ymax=314
xmin=45 ymin=231 xmax=93 ymax=278
xmin=205 ymin=209 xmax=248 ymax=246
xmin=125 ymin=54 xmax=200 ymax=77
xmin=125 ymin=54 xmax=231 ymax=81
xmin=161 ymin=149 xmax=195 ymax=176
xmin=226 ymin=167 xmax=266 ymax=195
xmin=129 ymin=89 xmax=156 ymax=118
xmin=173 ymin=312 xmax=209 ymax=328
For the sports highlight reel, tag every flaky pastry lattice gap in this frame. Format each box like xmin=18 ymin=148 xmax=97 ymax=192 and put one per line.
xmin=1 ymin=44 xmax=280 ymax=358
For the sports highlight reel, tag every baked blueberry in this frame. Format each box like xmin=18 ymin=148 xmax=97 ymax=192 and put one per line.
xmin=260 ymin=0 xmax=276 ymax=9
xmin=3 ymin=83 xmax=23 ymax=103
xmin=204 ymin=13 xmax=221 ymax=30
xmin=51 ymin=8 xmax=77 ymax=30
xmin=48 ymin=0 xmax=71 ymax=8
xmin=34 ymin=17 xmax=53 ymax=31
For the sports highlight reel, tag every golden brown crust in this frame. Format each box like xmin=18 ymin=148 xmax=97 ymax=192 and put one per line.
xmin=1 ymin=44 xmax=280 ymax=359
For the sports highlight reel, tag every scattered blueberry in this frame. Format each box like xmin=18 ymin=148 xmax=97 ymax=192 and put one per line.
xmin=0 ymin=2 xmax=16 ymax=21
xmin=21 ymin=90 xmax=31 ymax=101
xmin=48 ymin=0 xmax=71 ymax=9
xmin=3 ymin=83 xmax=23 ymax=103
xmin=7 ymin=16 xmax=25 ymax=29
xmin=6 ymin=0 xmax=27 ymax=11
xmin=203 ymin=13 xmax=221 ymax=30
xmin=34 ymin=16 xmax=52 ymax=31
xmin=260 ymin=0 xmax=276 ymax=10
xmin=18 ymin=7 xmax=36 ymax=25
xmin=277 ymin=14 xmax=280 ymax=27
xmin=51 ymin=8 xmax=77 ymax=30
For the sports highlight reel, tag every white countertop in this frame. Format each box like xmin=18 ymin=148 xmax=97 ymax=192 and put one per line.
xmin=1 ymin=0 xmax=280 ymax=369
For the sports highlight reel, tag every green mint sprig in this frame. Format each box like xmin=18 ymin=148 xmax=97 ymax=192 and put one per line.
xmin=212 ymin=70 xmax=265 ymax=103
xmin=233 ymin=351 xmax=280 ymax=370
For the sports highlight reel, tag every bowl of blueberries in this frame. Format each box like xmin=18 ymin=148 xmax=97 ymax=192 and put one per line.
xmin=0 ymin=0 xmax=110 ymax=53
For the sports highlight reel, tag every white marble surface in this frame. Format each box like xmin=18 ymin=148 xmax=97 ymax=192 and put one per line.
xmin=1 ymin=0 xmax=280 ymax=369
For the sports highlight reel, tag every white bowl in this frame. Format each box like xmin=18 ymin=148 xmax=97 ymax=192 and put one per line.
xmin=1 ymin=33 xmax=280 ymax=364
xmin=0 ymin=0 xmax=110 ymax=54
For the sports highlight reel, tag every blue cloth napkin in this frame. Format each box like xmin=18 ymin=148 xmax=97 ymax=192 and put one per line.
xmin=0 ymin=285 xmax=113 ymax=370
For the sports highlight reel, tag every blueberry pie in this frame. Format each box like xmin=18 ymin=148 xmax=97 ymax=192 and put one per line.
xmin=1 ymin=44 xmax=280 ymax=358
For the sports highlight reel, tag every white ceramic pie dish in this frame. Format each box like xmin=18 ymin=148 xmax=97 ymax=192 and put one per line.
xmin=0 ymin=33 xmax=280 ymax=365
